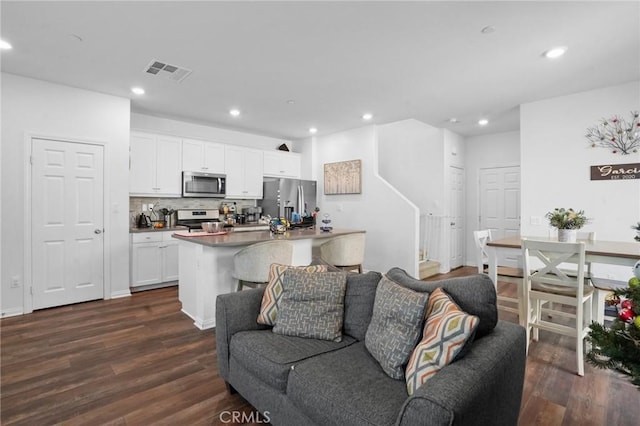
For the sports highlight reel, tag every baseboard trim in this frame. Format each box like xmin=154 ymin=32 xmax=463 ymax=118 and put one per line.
xmin=1 ymin=307 xmax=24 ymax=318
xmin=110 ymin=290 xmax=132 ymax=299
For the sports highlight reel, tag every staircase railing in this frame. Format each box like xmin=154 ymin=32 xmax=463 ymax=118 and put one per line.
xmin=420 ymin=213 xmax=444 ymax=263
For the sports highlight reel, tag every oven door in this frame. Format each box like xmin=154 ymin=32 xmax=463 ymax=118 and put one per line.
xmin=182 ymin=171 xmax=226 ymax=197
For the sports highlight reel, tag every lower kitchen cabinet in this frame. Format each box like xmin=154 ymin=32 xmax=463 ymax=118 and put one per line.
xmin=130 ymin=231 xmax=178 ymax=289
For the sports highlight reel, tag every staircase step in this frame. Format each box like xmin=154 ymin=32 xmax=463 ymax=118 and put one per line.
xmin=419 ymin=260 xmax=440 ymax=279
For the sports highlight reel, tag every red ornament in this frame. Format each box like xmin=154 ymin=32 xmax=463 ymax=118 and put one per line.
xmin=618 ymin=308 xmax=635 ymax=323
xmin=621 ymin=299 xmax=634 ymax=310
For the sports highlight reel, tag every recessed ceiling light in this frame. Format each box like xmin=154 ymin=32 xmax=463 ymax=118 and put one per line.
xmin=448 ymin=118 xmax=460 ymax=124
xmin=362 ymin=113 xmax=373 ymax=121
xmin=478 ymin=119 xmax=489 ymax=126
xmin=0 ymin=39 xmax=12 ymax=50
xmin=229 ymin=109 xmax=241 ymax=117
xmin=286 ymin=99 xmax=295 ymax=105
xmin=543 ymin=46 xmax=567 ymax=59
xmin=131 ymin=87 xmax=145 ymax=95
xmin=309 ymin=127 xmax=318 ymax=134
xmin=480 ymin=25 xmax=496 ymax=34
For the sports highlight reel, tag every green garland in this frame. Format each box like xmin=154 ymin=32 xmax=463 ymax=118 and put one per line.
xmin=587 ymin=284 xmax=640 ymax=389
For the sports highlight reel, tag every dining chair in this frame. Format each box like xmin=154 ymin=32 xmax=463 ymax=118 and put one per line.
xmin=319 ymin=233 xmax=366 ymax=273
xmin=233 ymin=240 xmax=294 ymax=291
xmin=522 ymin=239 xmax=594 ymax=376
xmin=473 ymin=230 xmax=523 ymax=317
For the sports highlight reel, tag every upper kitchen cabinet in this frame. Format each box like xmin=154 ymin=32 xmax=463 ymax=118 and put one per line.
xmin=225 ymin=146 xmax=264 ymax=199
xmin=263 ymin=150 xmax=301 ymax=178
xmin=130 ymin=132 xmax=182 ymax=197
xmin=182 ymin=138 xmax=225 ymax=173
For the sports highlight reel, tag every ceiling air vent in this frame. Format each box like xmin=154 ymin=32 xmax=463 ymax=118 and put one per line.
xmin=144 ymin=59 xmax=192 ymax=83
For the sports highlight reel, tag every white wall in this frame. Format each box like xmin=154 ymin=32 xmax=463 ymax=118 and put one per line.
xmin=131 ymin=113 xmax=292 ymax=151
xmin=377 ymin=119 xmax=443 ymax=213
xmin=310 ymin=125 xmax=419 ymax=276
xmin=521 ymin=81 xmax=640 ymax=279
xmin=1 ymin=73 xmax=131 ymax=316
xmin=464 ymin=131 xmax=520 ymax=265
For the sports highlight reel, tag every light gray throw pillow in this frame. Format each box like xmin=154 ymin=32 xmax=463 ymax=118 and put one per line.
xmin=365 ymin=276 xmax=429 ymax=379
xmin=273 ymin=270 xmax=348 ymax=342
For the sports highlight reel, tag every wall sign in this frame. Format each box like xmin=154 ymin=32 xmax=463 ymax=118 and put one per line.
xmin=590 ymin=162 xmax=640 ymax=181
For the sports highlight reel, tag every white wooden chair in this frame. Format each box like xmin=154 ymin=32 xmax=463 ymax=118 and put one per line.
xmin=522 ymin=239 xmax=594 ymax=376
xmin=233 ymin=240 xmax=294 ymax=291
xmin=319 ymin=233 xmax=366 ymax=273
xmin=473 ymin=230 xmax=523 ymax=316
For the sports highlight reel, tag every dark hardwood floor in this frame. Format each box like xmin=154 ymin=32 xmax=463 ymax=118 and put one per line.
xmin=1 ymin=268 xmax=638 ymax=425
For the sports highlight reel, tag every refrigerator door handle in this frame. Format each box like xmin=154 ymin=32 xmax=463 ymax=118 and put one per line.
xmin=297 ymin=185 xmax=303 ymax=214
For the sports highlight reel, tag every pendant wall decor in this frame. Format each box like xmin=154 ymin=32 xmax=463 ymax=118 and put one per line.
xmin=586 ymin=111 xmax=640 ymax=155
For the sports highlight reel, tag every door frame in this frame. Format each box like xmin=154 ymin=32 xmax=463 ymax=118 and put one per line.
xmin=23 ymin=132 xmax=111 ymax=314
xmin=448 ymin=165 xmax=465 ymax=271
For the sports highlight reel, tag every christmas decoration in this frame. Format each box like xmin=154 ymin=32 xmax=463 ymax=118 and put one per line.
xmin=587 ymin=281 xmax=640 ymax=389
xmin=586 ymin=111 xmax=640 ymax=155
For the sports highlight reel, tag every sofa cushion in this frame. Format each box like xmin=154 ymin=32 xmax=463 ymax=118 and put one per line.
xmin=365 ymin=276 xmax=429 ymax=380
xmin=273 ymin=270 xmax=348 ymax=342
xmin=229 ymin=329 xmax=356 ymax=393
xmin=257 ymin=263 xmax=327 ymax=325
xmin=386 ymin=267 xmax=498 ymax=337
xmin=343 ymin=271 xmax=382 ymax=340
xmin=288 ymin=342 xmax=408 ymax=426
xmin=405 ymin=288 xmax=479 ymax=396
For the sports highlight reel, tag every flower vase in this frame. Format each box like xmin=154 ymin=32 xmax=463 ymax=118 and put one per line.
xmin=558 ymin=229 xmax=577 ymax=242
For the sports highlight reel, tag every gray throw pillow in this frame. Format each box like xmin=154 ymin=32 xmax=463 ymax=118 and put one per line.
xmin=365 ymin=276 xmax=429 ymax=380
xmin=385 ymin=267 xmax=498 ymax=337
xmin=273 ymin=270 xmax=348 ymax=342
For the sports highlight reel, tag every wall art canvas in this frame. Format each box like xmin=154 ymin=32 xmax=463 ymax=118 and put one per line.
xmin=324 ymin=159 xmax=362 ymax=195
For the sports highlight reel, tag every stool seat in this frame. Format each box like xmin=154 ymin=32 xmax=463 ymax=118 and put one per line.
xmin=319 ymin=233 xmax=365 ymax=273
xmin=233 ymin=240 xmax=294 ymax=291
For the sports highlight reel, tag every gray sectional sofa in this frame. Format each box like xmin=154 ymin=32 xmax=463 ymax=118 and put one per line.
xmin=215 ymin=267 xmax=526 ymax=426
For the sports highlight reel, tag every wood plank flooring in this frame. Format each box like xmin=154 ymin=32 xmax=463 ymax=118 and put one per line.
xmin=2 ymin=268 xmax=639 ymax=425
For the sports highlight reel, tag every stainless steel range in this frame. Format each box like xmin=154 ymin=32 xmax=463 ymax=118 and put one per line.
xmin=176 ymin=209 xmax=220 ymax=232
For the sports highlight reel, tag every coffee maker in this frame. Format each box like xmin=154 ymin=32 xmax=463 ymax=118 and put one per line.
xmin=242 ymin=207 xmax=262 ymax=223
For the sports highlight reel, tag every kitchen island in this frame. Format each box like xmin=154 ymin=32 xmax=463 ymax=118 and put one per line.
xmin=173 ymin=228 xmax=365 ymax=329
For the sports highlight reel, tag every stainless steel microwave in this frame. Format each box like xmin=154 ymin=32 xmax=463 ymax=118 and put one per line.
xmin=182 ymin=171 xmax=226 ymax=198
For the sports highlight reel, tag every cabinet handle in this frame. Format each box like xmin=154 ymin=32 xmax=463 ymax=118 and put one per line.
xmin=153 ymin=187 xmax=161 ymax=191
xmin=202 ymin=167 xmax=208 ymax=170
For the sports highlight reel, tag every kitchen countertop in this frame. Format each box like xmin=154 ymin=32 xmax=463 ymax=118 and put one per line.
xmin=130 ymin=225 xmax=188 ymax=233
xmin=129 ymin=223 xmax=269 ymax=234
xmin=172 ymin=227 xmax=365 ymax=247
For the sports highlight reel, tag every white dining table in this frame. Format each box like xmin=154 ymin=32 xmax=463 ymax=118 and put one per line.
xmin=486 ymin=236 xmax=640 ymax=325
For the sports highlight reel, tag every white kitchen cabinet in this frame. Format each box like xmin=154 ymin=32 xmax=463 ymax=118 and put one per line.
xmin=263 ymin=151 xmax=301 ymax=178
xmin=130 ymin=232 xmax=179 ymax=288
xmin=225 ymin=146 xmax=264 ymax=199
xmin=130 ymin=132 xmax=182 ymax=197
xmin=182 ymin=138 xmax=226 ymax=173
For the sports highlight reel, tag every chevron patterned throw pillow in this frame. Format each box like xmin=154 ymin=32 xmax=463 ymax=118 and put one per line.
xmin=405 ymin=287 xmax=479 ymax=396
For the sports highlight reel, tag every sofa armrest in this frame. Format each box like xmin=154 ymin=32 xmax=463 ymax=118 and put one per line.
xmin=215 ymin=288 xmax=270 ymax=380
xmin=396 ymin=321 xmax=526 ymax=426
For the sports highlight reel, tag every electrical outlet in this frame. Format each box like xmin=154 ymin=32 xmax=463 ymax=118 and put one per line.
xmin=11 ymin=276 xmax=20 ymax=288
xmin=142 ymin=204 xmax=148 ymax=212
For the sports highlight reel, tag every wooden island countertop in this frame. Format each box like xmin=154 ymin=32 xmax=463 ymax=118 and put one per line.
xmin=171 ymin=227 xmax=364 ymax=247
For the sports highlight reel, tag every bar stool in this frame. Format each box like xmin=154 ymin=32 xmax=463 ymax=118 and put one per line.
xmin=319 ymin=233 xmax=366 ymax=273
xmin=234 ymin=240 xmax=294 ymax=291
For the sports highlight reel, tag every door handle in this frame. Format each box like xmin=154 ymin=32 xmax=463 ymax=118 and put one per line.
xmin=94 ymin=229 xmax=102 ymax=234
xmin=450 ymin=222 xmax=456 ymax=226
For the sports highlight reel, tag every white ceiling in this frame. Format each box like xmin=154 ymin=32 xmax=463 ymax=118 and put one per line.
xmin=1 ymin=1 xmax=639 ymax=141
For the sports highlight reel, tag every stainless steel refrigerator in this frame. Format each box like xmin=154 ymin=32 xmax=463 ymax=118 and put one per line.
xmin=259 ymin=177 xmax=317 ymax=221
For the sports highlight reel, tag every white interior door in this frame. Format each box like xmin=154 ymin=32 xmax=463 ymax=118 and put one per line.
xmin=449 ymin=166 xmax=465 ymax=269
xmin=31 ymin=138 xmax=105 ymax=309
xmin=479 ymin=166 xmax=521 ymax=266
